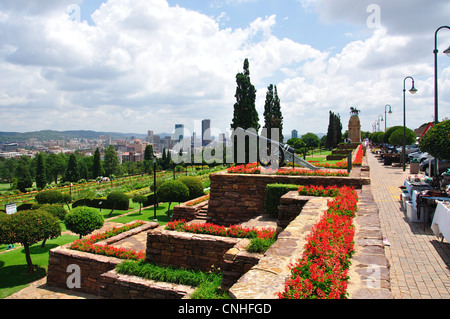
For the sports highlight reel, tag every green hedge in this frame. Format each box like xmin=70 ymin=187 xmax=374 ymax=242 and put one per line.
xmin=72 ymin=197 xmax=129 ymax=211
xmin=265 ymin=184 xmax=299 ymax=217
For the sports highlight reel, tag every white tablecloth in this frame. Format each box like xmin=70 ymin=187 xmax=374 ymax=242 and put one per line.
xmin=431 ymin=201 xmax=450 ymax=240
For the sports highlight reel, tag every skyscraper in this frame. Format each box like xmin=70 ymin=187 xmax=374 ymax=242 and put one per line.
xmin=174 ymin=124 xmax=184 ymax=142
xmin=292 ymin=129 xmax=298 ymax=139
xmin=202 ymin=119 xmax=211 ymax=146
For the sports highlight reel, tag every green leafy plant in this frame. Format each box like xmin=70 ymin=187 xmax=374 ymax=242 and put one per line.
xmin=419 ymin=120 xmax=450 ymax=160
xmin=177 ymin=176 xmax=204 ymax=200
xmin=156 ymin=180 xmax=189 ymax=213
xmin=64 ymin=206 xmax=104 ymax=239
xmin=0 ymin=210 xmax=61 ymax=273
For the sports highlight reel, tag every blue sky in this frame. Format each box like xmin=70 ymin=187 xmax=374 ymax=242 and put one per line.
xmin=0 ymin=0 xmax=449 ymax=138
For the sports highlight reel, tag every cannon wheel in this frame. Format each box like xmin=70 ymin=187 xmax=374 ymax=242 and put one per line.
xmin=260 ymin=146 xmax=286 ymax=168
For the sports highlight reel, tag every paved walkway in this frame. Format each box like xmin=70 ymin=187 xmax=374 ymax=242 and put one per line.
xmin=367 ymin=151 xmax=450 ymax=299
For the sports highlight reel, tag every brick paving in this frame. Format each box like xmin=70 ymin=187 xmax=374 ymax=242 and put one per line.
xmin=367 ymin=151 xmax=450 ymax=299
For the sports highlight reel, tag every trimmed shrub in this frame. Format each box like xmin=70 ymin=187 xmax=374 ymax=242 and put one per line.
xmin=35 ymin=190 xmax=64 ymax=204
xmin=145 ymin=193 xmax=158 ymax=207
xmin=156 ymin=180 xmax=189 ymax=212
xmin=38 ymin=204 xmax=67 ymax=221
xmin=132 ymin=195 xmax=147 ymax=214
xmin=64 ymin=206 xmax=104 ymax=239
xmin=265 ymin=184 xmax=299 ymax=217
xmin=178 ymin=176 xmax=204 ymax=200
xmin=1 ymin=210 xmax=61 ymax=273
xmin=106 ymin=191 xmax=130 ymax=211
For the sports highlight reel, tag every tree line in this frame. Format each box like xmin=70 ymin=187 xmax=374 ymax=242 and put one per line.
xmin=0 ymin=144 xmax=157 ymax=192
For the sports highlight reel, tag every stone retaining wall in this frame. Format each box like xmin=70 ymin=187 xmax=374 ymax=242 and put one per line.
xmin=172 ymin=201 xmax=208 ymax=222
xmin=46 ymin=222 xmax=158 ymax=296
xmin=145 ymin=227 xmax=241 ymax=272
xmin=208 ymin=172 xmax=369 ymax=226
xmin=98 ymin=269 xmax=195 ymax=299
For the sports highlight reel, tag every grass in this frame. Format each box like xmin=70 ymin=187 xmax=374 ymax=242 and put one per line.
xmin=116 ymin=260 xmax=230 ymax=299
xmin=0 ymin=234 xmax=78 ymax=299
xmin=108 ymin=202 xmax=172 ymax=226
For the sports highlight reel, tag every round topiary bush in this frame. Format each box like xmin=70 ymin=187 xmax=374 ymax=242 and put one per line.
xmin=156 ymin=180 xmax=189 ymax=212
xmin=64 ymin=206 xmax=104 ymax=239
xmin=35 ymin=190 xmax=64 ymax=205
xmin=178 ymin=176 xmax=204 ymax=200
xmin=38 ymin=204 xmax=67 ymax=221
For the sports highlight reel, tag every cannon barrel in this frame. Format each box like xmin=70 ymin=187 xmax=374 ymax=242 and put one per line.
xmin=233 ymin=128 xmax=320 ymax=170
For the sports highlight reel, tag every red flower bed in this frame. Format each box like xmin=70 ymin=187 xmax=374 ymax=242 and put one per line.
xmin=186 ymin=194 xmax=210 ymax=206
xmin=166 ymin=220 xmax=276 ymax=240
xmin=297 ymin=185 xmax=340 ymax=197
xmin=70 ymin=221 xmax=146 ymax=260
xmin=353 ymin=144 xmax=363 ymax=166
xmin=227 ymin=163 xmax=349 ymax=177
xmin=278 ymin=186 xmax=358 ymax=299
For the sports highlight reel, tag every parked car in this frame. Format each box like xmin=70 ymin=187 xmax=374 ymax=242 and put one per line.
xmin=408 ymin=151 xmax=430 ymax=163
xmin=420 ymin=158 xmax=450 ymax=175
xmin=397 ymin=145 xmax=420 ymax=155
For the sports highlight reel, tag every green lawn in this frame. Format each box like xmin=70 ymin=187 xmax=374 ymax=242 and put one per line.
xmin=0 ymin=234 xmax=78 ymax=299
xmin=109 ymin=202 xmax=171 ymax=225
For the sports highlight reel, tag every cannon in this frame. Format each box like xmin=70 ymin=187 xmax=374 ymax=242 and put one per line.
xmin=232 ymin=127 xmax=320 ymax=170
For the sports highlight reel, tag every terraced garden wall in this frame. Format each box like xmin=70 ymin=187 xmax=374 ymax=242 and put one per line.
xmin=207 ymin=172 xmax=370 ymax=226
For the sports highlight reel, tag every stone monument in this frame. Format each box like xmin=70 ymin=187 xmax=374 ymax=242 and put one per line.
xmin=348 ymin=107 xmax=361 ymax=143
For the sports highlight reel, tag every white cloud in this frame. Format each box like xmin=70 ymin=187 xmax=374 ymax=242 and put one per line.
xmin=0 ymin=0 xmax=448 ymax=138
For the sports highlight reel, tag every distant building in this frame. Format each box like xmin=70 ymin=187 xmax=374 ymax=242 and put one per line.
xmin=2 ymin=143 xmax=18 ymax=152
xmin=173 ymin=124 xmax=184 ymax=142
xmin=202 ymin=119 xmax=211 ymax=146
xmin=291 ymin=130 xmax=298 ymax=139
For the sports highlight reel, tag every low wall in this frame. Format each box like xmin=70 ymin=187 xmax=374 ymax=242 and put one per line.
xmin=98 ymin=270 xmax=195 ymax=299
xmin=172 ymin=200 xmax=208 ymax=222
xmin=46 ymin=222 xmax=158 ymax=296
xmin=145 ymin=228 xmax=241 ymax=272
xmin=222 ymin=239 xmax=263 ymax=290
xmin=208 ymin=172 xmax=369 ymax=226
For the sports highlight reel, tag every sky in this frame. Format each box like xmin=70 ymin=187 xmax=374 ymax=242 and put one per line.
xmin=0 ymin=0 xmax=449 ymax=139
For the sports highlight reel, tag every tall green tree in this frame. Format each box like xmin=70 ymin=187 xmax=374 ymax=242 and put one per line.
xmin=104 ymin=145 xmax=119 ymax=177
xmin=93 ymin=148 xmax=102 ymax=178
xmin=0 ymin=157 xmax=17 ymax=187
xmin=45 ymin=153 xmax=67 ymax=184
xmin=16 ymin=156 xmax=33 ymax=192
xmin=143 ymin=144 xmax=154 ymax=174
xmin=325 ymin=111 xmax=343 ymax=149
xmin=263 ymin=84 xmax=284 ymax=141
xmin=35 ymin=152 xmax=47 ymax=190
xmin=65 ymin=153 xmax=79 ymax=183
xmin=231 ymin=59 xmax=260 ymax=164
xmin=231 ymin=58 xmax=259 ymax=131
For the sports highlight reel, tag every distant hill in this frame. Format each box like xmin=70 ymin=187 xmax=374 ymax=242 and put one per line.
xmin=0 ymin=130 xmax=147 ymax=143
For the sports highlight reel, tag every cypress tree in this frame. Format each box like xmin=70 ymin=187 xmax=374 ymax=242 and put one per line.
xmin=16 ymin=156 xmax=33 ymax=192
xmin=66 ymin=153 xmax=79 ymax=183
xmin=93 ymin=148 xmax=102 ymax=179
xmin=231 ymin=58 xmax=259 ymax=131
xmin=35 ymin=152 xmax=47 ymax=190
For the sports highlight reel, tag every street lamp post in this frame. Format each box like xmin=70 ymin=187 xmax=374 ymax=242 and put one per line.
xmin=153 ymin=156 xmax=158 ymax=222
xmin=433 ymin=26 xmax=450 ymax=177
xmin=384 ymin=105 xmax=392 ymax=132
xmin=403 ymin=76 xmax=418 ymax=171
xmin=378 ymin=115 xmax=384 ymax=132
